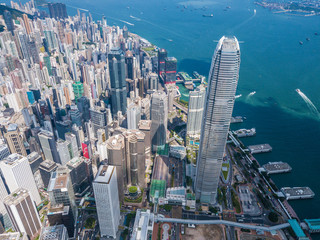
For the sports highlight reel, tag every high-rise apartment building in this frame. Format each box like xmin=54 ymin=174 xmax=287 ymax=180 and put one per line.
xmin=93 ymin=165 xmax=120 ymax=239
xmin=4 ymin=189 xmax=41 ymax=239
xmin=186 ymin=85 xmax=206 ymax=137
xmin=195 ymin=36 xmax=240 ymax=204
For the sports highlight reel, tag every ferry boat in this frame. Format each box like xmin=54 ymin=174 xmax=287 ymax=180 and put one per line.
xmin=234 ymin=128 xmax=256 ymax=138
xmin=296 ymin=88 xmax=301 ymax=93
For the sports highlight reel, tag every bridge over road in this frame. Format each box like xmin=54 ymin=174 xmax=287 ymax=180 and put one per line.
xmin=173 ymin=101 xmax=188 ymax=114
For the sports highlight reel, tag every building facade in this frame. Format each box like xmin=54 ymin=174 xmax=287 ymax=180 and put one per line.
xmin=195 ymin=36 xmax=240 ymax=204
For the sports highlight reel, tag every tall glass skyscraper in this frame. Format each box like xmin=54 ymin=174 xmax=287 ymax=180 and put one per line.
xmin=151 ymin=91 xmax=168 ymax=151
xmin=108 ymin=48 xmax=127 ymax=116
xmin=195 ymin=36 xmax=240 ymax=204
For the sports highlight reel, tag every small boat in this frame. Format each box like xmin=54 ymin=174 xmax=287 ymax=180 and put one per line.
xmin=299 ymin=41 xmax=303 ymax=45
xmin=203 ymin=14 xmax=213 ymax=17
xmin=315 ymin=32 xmax=318 ymax=36
xmin=226 ymin=6 xmax=231 ymax=9
xmin=306 ymin=38 xmax=310 ymax=41
xmin=296 ymin=89 xmax=301 ymax=93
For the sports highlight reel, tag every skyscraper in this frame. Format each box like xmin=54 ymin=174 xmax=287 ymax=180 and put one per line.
xmin=164 ymin=57 xmax=177 ymax=84
xmin=4 ymin=189 xmax=41 ymax=239
xmin=0 ymin=154 xmax=41 ymax=205
xmin=5 ymin=124 xmax=27 ymax=156
xmin=195 ymin=36 xmax=240 ymax=204
xmin=48 ymin=3 xmax=68 ymax=19
xmin=106 ymin=135 xmax=126 ymax=201
xmin=122 ymin=130 xmax=146 ymax=188
xmin=90 ymin=107 xmax=108 ymax=138
xmin=57 ymin=139 xmax=71 ymax=165
xmin=3 ymin=10 xmax=14 ymax=34
xmin=186 ymin=85 xmax=206 ymax=137
xmin=127 ymin=103 xmax=141 ymax=129
xmin=39 ymin=160 xmax=58 ymax=189
xmin=151 ymin=91 xmax=168 ymax=151
xmin=158 ymin=49 xmax=167 ymax=77
xmin=47 ymin=167 xmax=76 ymax=217
xmin=108 ymin=48 xmax=127 ymax=116
xmin=38 ymin=130 xmax=61 ymax=164
xmin=22 ymin=14 xmax=31 ymax=35
xmin=93 ymin=165 xmax=120 ymax=239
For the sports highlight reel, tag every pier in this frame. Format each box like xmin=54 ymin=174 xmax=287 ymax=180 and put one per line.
xmin=281 ymin=187 xmax=315 ymax=200
xmin=248 ymin=144 xmax=272 ymax=154
xmin=262 ymin=161 xmax=292 ymax=174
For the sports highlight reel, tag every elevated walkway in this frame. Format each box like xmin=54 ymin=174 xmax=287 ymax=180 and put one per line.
xmin=155 ymin=216 xmax=290 ymax=232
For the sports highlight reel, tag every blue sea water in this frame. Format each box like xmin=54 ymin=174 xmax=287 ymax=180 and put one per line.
xmin=8 ymin=0 xmax=320 ymax=231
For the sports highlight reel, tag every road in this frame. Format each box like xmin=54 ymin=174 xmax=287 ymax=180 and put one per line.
xmin=173 ymin=101 xmax=188 ymax=114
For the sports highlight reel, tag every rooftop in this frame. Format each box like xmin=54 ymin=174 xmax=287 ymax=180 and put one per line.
xmin=218 ymin=36 xmax=240 ymax=52
xmin=1 ymin=153 xmax=25 ymax=167
xmin=41 ymin=225 xmax=67 ymax=240
xmin=7 ymin=123 xmax=18 ymax=131
xmin=0 ymin=232 xmax=27 ymax=240
xmin=288 ymin=219 xmax=306 ymax=238
xmin=48 ymin=169 xmax=70 ymax=191
xmin=67 ymin=157 xmax=84 ymax=168
xmin=94 ymin=165 xmax=115 ymax=184
xmin=106 ymin=134 xmax=125 ymax=150
xmin=40 ymin=160 xmax=57 ymax=169
xmin=122 ymin=129 xmax=145 ymax=141
xmin=39 ymin=130 xmax=54 ymax=138
xmin=4 ymin=188 xmax=30 ymax=205
xmin=150 ymin=179 xmax=166 ymax=198
xmin=138 ymin=120 xmax=152 ymax=130
xmin=305 ymin=219 xmax=320 ymax=230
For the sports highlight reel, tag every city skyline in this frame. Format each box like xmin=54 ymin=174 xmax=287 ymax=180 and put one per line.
xmin=0 ymin=1 xmax=317 ymax=239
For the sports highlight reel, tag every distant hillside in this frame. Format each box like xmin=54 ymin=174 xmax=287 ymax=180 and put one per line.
xmin=0 ymin=4 xmax=34 ymax=20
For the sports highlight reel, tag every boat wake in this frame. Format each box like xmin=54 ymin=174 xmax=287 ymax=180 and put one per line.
xmin=230 ymin=9 xmax=257 ymax=32
xmin=66 ymin=4 xmax=89 ymax=12
xmin=130 ymin=15 xmax=141 ymax=21
xmin=119 ymin=20 xmax=134 ymax=26
xmin=246 ymin=91 xmax=256 ymax=101
xmin=296 ymin=89 xmax=320 ymax=117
